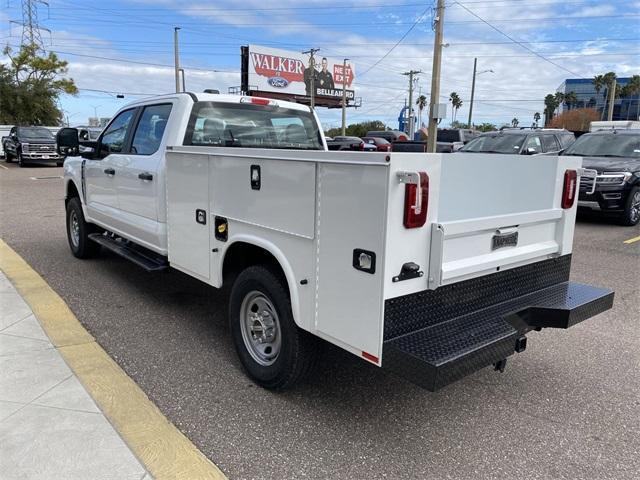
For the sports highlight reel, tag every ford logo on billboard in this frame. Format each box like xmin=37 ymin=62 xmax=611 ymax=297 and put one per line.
xmin=268 ymin=77 xmax=289 ymax=88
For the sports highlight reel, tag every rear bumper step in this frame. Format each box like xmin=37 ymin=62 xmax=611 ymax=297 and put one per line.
xmin=383 ymin=281 xmax=613 ymax=391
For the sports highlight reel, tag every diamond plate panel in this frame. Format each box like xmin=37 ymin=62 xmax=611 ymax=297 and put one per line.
xmin=384 ymin=255 xmax=572 ymax=341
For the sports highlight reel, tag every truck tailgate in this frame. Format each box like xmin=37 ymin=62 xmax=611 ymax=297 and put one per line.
xmin=428 ymin=153 xmax=581 ymax=288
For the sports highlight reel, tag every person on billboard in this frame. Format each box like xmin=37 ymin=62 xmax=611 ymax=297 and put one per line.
xmin=317 ymin=57 xmax=335 ymax=91
xmin=304 ymin=61 xmax=318 ymax=96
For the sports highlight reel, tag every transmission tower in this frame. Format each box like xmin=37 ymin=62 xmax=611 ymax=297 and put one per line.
xmin=16 ymin=0 xmax=50 ymax=50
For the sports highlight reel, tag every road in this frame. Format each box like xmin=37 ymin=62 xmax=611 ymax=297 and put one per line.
xmin=1 ymin=160 xmax=639 ymax=480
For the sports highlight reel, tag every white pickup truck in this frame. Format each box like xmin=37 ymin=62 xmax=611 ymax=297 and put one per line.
xmin=57 ymin=92 xmax=613 ymax=391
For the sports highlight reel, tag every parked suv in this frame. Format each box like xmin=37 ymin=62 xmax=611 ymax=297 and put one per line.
xmin=458 ymin=128 xmax=575 ymax=155
xmin=436 ymin=128 xmax=478 ymax=153
xmin=2 ymin=126 xmax=64 ymax=167
xmin=564 ymin=129 xmax=640 ymax=226
xmin=327 ymin=136 xmax=376 ymax=151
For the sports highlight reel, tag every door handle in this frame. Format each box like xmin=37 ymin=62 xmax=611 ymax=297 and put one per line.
xmin=138 ymin=172 xmax=153 ymax=181
xmin=104 ymin=168 xmax=115 ymax=175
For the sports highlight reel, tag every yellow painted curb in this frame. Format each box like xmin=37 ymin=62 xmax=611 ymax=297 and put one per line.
xmin=623 ymin=235 xmax=640 ymax=245
xmin=0 ymin=239 xmax=227 ymax=480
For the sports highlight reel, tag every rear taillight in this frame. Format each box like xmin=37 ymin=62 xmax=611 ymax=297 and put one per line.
xmin=359 ymin=142 xmax=365 ymax=151
xmin=403 ymin=172 xmax=429 ymax=228
xmin=562 ymin=169 xmax=577 ymax=209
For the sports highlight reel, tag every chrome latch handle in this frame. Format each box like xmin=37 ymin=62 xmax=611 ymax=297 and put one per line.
xmin=397 ymin=171 xmax=422 ymax=214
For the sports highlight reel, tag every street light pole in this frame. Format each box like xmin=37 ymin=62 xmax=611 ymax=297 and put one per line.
xmin=341 ymin=58 xmax=349 ymax=136
xmin=427 ymin=0 xmax=445 ymax=153
xmin=174 ymin=27 xmax=181 ymax=93
xmin=467 ymin=59 xmax=493 ymax=129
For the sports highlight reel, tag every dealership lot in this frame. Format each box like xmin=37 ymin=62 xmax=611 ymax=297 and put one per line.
xmin=1 ymin=162 xmax=639 ymax=480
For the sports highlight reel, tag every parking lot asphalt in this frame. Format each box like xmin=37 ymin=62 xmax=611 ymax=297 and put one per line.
xmin=1 ymin=160 xmax=639 ymax=480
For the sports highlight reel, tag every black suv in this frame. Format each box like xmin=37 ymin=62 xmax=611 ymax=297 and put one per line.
xmin=458 ymin=128 xmax=575 ymax=155
xmin=563 ymin=129 xmax=640 ymax=226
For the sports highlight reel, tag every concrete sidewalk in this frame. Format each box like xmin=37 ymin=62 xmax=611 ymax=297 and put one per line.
xmin=0 ymin=271 xmax=152 ymax=480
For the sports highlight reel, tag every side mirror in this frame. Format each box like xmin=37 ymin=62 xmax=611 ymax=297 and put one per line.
xmin=56 ymin=128 xmax=79 ymax=156
xmin=525 ymin=147 xmax=538 ymax=155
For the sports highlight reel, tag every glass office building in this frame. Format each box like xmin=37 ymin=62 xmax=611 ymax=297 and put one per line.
xmin=557 ymin=78 xmax=640 ymax=121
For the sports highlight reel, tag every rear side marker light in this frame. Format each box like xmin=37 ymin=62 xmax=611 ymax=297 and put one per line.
xmin=562 ymin=169 xmax=577 ymax=209
xmin=362 ymin=351 xmax=379 ymax=363
xmin=403 ymin=172 xmax=429 ymax=228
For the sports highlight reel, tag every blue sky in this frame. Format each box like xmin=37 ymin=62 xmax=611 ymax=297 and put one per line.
xmin=1 ymin=0 xmax=639 ymax=129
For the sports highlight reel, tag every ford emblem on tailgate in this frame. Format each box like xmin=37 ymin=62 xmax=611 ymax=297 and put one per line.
xmin=268 ymin=77 xmax=289 ymax=88
xmin=492 ymin=229 xmax=518 ymax=250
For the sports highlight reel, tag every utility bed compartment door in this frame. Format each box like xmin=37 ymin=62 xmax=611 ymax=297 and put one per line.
xmin=428 ymin=154 xmax=581 ymax=288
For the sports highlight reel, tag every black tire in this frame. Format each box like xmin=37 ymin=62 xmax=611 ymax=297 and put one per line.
xmin=620 ymin=186 xmax=640 ymax=226
xmin=56 ymin=161 xmax=64 ymax=167
xmin=229 ymin=264 xmax=321 ymax=390
xmin=4 ymin=151 xmax=12 ymax=163
xmin=66 ymin=197 xmax=101 ymax=258
xmin=18 ymin=153 xmax=26 ymax=168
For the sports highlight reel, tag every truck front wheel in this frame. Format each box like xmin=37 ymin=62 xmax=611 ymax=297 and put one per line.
xmin=229 ymin=265 xmax=320 ymax=390
xmin=18 ymin=154 xmax=26 ymax=168
xmin=66 ymin=197 xmax=101 ymax=258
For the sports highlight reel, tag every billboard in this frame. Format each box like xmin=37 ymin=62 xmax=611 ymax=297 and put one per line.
xmin=243 ymin=45 xmax=355 ymax=106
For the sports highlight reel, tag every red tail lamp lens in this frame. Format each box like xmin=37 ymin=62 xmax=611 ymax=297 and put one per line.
xmin=403 ymin=172 xmax=429 ymax=228
xmin=562 ymin=169 xmax=577 ymax=209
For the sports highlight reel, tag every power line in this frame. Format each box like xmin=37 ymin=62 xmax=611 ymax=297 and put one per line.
xmin=452 ymin=1 xmax=586 ymax=78
xmin=358 ymin=6 xmax=431 ymax=78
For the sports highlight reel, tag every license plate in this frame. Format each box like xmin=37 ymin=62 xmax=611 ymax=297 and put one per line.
xmin=492 ymin=231 xmax=518 ymax=250
xmin=42 ymin=155 xmax=49 ymax=159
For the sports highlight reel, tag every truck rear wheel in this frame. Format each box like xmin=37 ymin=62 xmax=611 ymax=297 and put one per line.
xmin=620 ymin=187 xmax=640 ymax=226
xmin=229 ymin=265 xmax=320 ymax=390
xmin=66 ymin=197 xmax=101 ymax=258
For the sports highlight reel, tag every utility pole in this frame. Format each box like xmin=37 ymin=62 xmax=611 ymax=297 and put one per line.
xmin=403 ymin=70 xmax=421 ymax=139
xmin=179 ymin=68 xmax=186 ymax=92
xmin=174 ymin=27 xmax=181 ymax=93
xmin=341 ymin=58 xmax=349 ymax=136
xmin=11 ymin=0 xmax=51 ymax=51
xmin=468 ymin=58 xmax=477 ymax=129
xmin=303 ymin=48 xmax=320 ymax=110
xmin=607 ymin=78 xmax=616 ymax=121
xmin=427 ymin=0 xmax=445 ymax=153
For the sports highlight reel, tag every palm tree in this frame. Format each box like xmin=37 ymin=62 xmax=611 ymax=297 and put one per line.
xmin=601 ymin=72 xmax=617 ymax=120
xmin=533 ymin=112 xmax=541 ymax=127
xmin=544 ymin=94 xmax=558 ymax=126
xmin=449 ymin=92 xmax=462 ymax=122
xmin=511 ymin=118 xmax=519 ymax=128
xmin=620 ymin=75 xmax=640 ymax=119
xmin=564 ymin=91 xmax=578 ymax=111
xmin=416 ymin=94 xmax=427 ymax=128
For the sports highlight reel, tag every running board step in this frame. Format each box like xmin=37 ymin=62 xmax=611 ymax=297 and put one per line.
xmin=383 ymin=281 xmax=613 ymax=391
xmin=88 ymin=234 xmax=169 ymax=272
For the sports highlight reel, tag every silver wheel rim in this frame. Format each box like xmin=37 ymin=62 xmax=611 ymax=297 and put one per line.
xmin=630 ymin=191 xmax=640 ymax=223
xmin=69 ymin=211 xmax=80 ymax=248
xmin=239 ymin=291 xmax=282 ymax=366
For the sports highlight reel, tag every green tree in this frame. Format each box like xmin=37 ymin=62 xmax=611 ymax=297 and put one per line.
xmin=620 ymin=75 xmax=640 ymax=119
xmin=477 ymin=122 xmax=497 ymax=132
xmin=511 ymin=117 xmax=519 ymax=128
xmin=0 ymin=44 xmax=78 ymax=125
xmin=544 ymin=94 xmax=559 ymax=126
xmin=416 ymin=94 xmax=427 ymax=128
xmin=563 ymin=91 xmax=578 ymax=110
xmin=449 ymin=92 xmax=462 ymax=122
xmin=533 ymin=112 xmax=541 ymax=127
xmin=325 ymin=120 xmax=388 ymax=138
xmin=592 ymin=74 xmax=604 ymax=96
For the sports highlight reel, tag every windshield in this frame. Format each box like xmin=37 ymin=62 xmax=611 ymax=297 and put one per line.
xmin=19 ymin=128 xmax=54 ymax=140
xmin=563 ymin=133 xmax=640 ymax=158
xmin=185 ymin=102 xmax=323 ymax=150
xmin=460 ymin=134 xmax=525 ymax=153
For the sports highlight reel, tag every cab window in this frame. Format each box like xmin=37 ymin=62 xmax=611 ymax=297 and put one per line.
xmin=524 ymin=135 xmax=542 ymax=154
xmin=100 ymin=109 xmax=135 ymax=156
xmin=131 ymin=104 xmax=172 ymax=155
xmin=541 ymin=135 xmax=560 ymax=152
